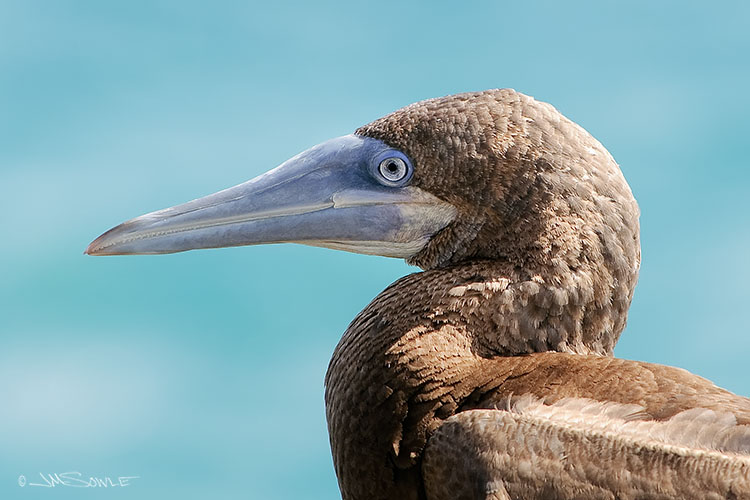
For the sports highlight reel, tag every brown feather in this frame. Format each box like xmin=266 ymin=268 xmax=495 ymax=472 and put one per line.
xmin=323 ymin=89 xmax=748 ymax=499
xmin=423 ymin=404 xmax=750 ymax=500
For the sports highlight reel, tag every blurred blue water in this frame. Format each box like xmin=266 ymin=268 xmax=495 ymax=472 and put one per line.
xmin=1 ymin=1 xmax=749 ymax=498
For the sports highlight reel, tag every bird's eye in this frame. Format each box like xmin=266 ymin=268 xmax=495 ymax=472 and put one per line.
xmin=371 ymin=150 xmax=413 ymax=187
xmin=378 ymin=157 xmax=409 ymax=183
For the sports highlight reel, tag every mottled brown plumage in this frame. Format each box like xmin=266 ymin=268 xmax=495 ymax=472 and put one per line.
xmin=424 ymin=399 xmax=750 ymax=500
xmin=324 ymin=90 xmax=750 ymax=499
xmin=86 ymin=88 xmax=750 ymax=499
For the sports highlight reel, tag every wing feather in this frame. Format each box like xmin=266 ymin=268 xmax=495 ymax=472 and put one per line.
xmin=423 ymin=397 xmax=750 ymax=500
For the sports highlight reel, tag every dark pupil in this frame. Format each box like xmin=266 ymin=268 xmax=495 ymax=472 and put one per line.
xmin=387 ymin=162 xmax=399 ymax=173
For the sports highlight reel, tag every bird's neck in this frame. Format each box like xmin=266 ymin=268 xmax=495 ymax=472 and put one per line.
xmin=325 ymin=257 xmax=635 ymax=499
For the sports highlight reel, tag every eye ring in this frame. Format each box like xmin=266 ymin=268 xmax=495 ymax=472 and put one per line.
xmin=372 ymin=151 xmax=413 ymax=186
xmin=378 ymin=157 xmax=408 ymax=182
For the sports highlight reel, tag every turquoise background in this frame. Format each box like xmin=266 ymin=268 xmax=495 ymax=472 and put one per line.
xmin=2 ymin=1 xmax=749 ymax=498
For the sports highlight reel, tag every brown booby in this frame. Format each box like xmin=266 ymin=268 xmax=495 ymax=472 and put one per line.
xmin=87 ymin=89 xmax=750 ymax=499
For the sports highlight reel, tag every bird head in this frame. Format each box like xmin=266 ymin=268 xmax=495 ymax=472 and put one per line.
xmin=86 ymin=89 xmax=639 ymax=288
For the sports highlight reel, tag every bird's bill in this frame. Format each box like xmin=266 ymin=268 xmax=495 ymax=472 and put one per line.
xmin=85 ymin=135 xmax=456 ymax=258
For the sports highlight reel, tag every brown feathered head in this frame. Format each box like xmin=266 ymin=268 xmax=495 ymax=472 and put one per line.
xmin=86 ymin=89 xmax=640 ymax=343
xmin=357 ymin=90 xmax=640 ymax=276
